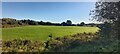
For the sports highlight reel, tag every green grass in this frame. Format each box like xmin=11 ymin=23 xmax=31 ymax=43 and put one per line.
xmin=2 ymin=25 xmax=99 ymax=41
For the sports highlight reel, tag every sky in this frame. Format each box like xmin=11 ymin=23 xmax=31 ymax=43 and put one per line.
xmin=2 ymin=2 xmax=96 ymax=24
xmin=2 ymin=0 xmax=98 ymax=2
xmin=2 ymin=0 xmax=119 ymax=2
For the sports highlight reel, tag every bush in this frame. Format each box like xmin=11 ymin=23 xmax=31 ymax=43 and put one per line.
xmin=2 ymin=39 xmax=45 ymax=52
xmin=2 ymin=33 xmax=98 ymax=52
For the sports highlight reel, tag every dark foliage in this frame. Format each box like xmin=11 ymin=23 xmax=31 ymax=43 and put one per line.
xmin=90 ymin=1 xmax=120 ymax=38
xmin=1 ymin=18 xmax=99 ymax=28
xmin=90 ymin=1 xmax=120 ymax=52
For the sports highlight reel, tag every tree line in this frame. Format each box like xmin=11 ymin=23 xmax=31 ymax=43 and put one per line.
xmin=1 ymin=18 xmax=99 ymax=28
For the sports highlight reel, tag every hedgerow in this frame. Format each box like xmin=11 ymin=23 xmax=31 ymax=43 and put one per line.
xmin=2 ymin=32 xmax=97 ymax=52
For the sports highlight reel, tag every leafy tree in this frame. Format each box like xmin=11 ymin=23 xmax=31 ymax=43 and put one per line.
xmin=80 ymin=22 xmax=85 ymax=26
xmin=18 ymin=20 xmax=23 ymax=25
xmin=90 ymin=1 xmax=120 ymax=38
xmin=66 ymin=20 xmax=72 ymax=25
xmin=90 ymin=1 xmax=120 ymax=52
xmin=38 ymin=21 xmax=45 ymax=25
xmin=90 ymin=2 xmax=119 ymax=22
xmin=61 ymin=22 xmax=67 ymax=26
xmin=46 ymin=22 xmax=52 ymax=25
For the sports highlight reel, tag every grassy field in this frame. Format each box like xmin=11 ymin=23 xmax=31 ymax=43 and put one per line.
xmin=2 ymin=25 xmax=99 ymax=41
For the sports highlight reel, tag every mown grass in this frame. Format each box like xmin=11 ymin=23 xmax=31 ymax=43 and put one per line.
xmin=2 ymin=25 xmax=99 ymax=41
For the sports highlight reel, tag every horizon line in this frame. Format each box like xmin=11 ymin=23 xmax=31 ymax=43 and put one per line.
xmin=1 ymin=17 xmax=102 ymax=24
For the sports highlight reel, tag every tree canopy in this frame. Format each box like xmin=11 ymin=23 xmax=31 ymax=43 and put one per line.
xmin=90 ymin=2 xmax=120 ymax=23
xmin=90 ymin=1 xmax=120 ymax=39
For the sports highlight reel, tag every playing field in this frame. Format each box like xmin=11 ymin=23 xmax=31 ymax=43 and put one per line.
xmin=2 ymin=25 xmax=99 ymax=41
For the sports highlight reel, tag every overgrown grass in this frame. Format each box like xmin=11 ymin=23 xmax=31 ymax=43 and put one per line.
xmin=2 ymin=25 xmax=99 ymax=41
xmin=2 ymin=33 xmax=98 ymax=52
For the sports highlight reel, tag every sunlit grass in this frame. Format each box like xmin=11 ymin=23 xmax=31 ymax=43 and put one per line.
xmin=2 ymin=25 xmax=99 ymax=41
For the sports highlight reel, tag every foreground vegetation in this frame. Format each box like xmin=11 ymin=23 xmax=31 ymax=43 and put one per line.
xmin=2 ymin=26 xmax=99 ymax=41
xmin=2 ymin=32 xmax=119 ymax=53
xmin=2 ymin=33 xmax=98 ymax=52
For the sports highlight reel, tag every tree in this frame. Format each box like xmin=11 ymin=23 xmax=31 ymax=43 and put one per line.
xmin=90 ymin=1 xmax=120 ymax=38
xmin=90 ymin=2 xmax=120 ymax=23
xmin=80 ymin=22 xmax=85 ymax=26
xmin=90 ymin=1 xmax=120 ymax=52
xmin=18 ymin=20 xmax=23 ymax=25
xmin=46 ymin=22 xmax=52 ymax=25
xmin=66 ymin=20 xmax=72 ymax=26
xmin=38 ymin=21 xmax=45 ymax=25
xmin=61 ymin=22 xmax=67 ymax=26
